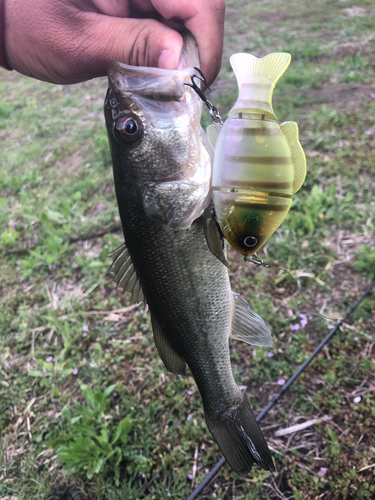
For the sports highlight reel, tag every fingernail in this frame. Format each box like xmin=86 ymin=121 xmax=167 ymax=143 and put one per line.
xmin=158 ymin=50 xmax=177 ymax=70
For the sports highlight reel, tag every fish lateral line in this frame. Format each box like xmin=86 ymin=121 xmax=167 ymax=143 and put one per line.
xmin=244 ymin=256 xmax=338 ymax=322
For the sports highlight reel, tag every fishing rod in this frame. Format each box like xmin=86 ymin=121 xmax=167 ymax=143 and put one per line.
xmin=187 ymin=277 xmax=375 ymax=500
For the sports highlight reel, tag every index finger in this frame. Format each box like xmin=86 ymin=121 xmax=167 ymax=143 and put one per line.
xmin=152 ymin=0 xmax=225 ymax=85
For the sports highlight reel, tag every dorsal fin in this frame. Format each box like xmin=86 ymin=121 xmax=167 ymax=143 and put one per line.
xmin=151 ymin=315 xmax=186 ymax=375
xmin=206 ymin=123 xmax=222 ymax=150
xmin=281 ymin=121 xmax=307 ymax=194
xmin=107 ymin=243 xmax=145 ymax=303
xmin=229 ymin=52 xmax=291 ymax=120
xmin=230 ymin=293 xmax=273 ymax=347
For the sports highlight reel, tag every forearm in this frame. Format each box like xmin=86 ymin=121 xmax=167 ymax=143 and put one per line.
xmin=0 ymin=0 xmax=12 ymax=70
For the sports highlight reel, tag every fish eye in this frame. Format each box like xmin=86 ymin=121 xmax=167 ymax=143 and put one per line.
xmin=113 ymin=112 xmax=143 ymax=145
xmin=244 ymin=236 xmax=258 ymax=248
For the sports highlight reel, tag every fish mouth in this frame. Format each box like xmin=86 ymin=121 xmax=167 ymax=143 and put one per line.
xmin=107 ymin=32 xmax=199 ymax=102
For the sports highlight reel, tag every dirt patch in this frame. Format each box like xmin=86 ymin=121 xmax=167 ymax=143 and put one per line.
xmin=58 ymin=153 xmax=86 ymax=177
xmin=344 ymin=7 xmax=367 ymax=17
xmin=303 ymin=81 xmax=375 ymax=110
xmin=255 ymin=10 xmax=295 ymax=22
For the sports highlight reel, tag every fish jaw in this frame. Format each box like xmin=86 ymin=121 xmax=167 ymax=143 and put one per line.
xmin=104 ymin=61 xmax=212 ymax=228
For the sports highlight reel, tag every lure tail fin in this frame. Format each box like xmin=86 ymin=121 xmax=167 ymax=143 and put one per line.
xmin=229 ymin=52 xmax=291 ymax=120
xmin=205 ymin=392 xmax=275 ymax=475
xmin=230 ymin=52 xmax=291 ymax=86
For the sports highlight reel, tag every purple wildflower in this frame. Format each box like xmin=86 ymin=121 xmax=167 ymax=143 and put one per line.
xmin=46 ymin=356 xmax=53 ymax=362
xmin=290 ymin=324 xmax=300 ymax=331
xmin=188 ymin=474 xmax=193 ymax=480
xmin=320 ymin=467 xmax=327 ymax=474
xmin=83 ymin=332 xmax=87 ymax=337
xmin=187 ymin=414 xmax=193 ymax=421
xmin=277 ymin=378 xmax=286 ymax=385
xmin=72 ymin=368 xmax=78 ymax=375
xmin=267 ymin=352 xmax=274 ymax=357
xmin=82 ymin=325 xmax=89 ymax=332
xmin=187 ymin=391 xmax=193 ymax=396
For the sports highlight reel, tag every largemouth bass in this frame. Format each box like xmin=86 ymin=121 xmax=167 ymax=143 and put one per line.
xmin=207 ymin=53 xmax=306 ymax=258
xmin=104 ymin=35 xmax=275 ymax=475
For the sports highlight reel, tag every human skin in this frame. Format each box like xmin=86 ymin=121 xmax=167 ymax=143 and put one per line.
xmin=3 ymin=0 xmax=225 ymax=85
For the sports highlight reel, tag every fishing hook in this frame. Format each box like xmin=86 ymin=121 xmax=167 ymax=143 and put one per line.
xmin=185 ymin=67 xmax=223 ymax=125
xmin=244 ymin=255 xmax=272 ymax=268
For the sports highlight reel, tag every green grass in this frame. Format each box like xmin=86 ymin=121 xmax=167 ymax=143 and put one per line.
xmin=1 ymin=0 xmax=375 ymax=498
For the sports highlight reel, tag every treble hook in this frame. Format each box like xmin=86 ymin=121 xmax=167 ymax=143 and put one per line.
xmin=244 ymin=255 xmax=272 ymax=268
xmin=185 ymin=67 xmax=223 ymax=125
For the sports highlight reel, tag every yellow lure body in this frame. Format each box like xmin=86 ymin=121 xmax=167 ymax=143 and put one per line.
xmin=207 ymin=53 xmax=306 ymax=257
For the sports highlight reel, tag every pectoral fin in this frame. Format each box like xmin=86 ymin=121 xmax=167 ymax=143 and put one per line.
xmin=151 ymin=315 xmax=186 ymax=375
xmin=230 ymin=293 xmax=273 ymax=347
xmin=107 ymin=243 xmax=145 ymax=303
xmin=281 ymin=121 xmax=306 ymax=194
xmin=201 ymin=209 xmax=229 ymax=268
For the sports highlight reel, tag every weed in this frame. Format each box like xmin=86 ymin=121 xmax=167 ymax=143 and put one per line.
xmin=47 ymin=385 xmax=146 ymax=486
xmin=355 ymin=245 xmax=375 ymax=279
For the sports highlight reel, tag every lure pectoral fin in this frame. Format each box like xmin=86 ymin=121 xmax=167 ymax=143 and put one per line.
xmin=205 ymin=392 xmax=275 ymax=474
xmin=206 ymin=123 xmax=222 ymax=150
xmin=281 ymin=121 xmax=307 ymax=194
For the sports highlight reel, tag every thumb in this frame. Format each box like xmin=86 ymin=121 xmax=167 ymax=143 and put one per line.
xmin=81 ymin=16 xmax=185 ymax=78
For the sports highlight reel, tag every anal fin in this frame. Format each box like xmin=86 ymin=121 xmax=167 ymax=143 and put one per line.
xmin=230 ymin=293 xmax=273 ymax=347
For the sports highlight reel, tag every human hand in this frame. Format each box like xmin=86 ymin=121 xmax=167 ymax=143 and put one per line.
xmin=3 ymin=0 xmax=225 ymax=85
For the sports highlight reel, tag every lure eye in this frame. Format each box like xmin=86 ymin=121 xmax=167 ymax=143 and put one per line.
xmin=114 ymin=113 xmax=143 ymax=145
xmin=244 ymin=236 xmax=258 ymax=248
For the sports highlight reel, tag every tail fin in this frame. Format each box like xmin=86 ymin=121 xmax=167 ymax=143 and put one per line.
xmin=228 ymin=52 xmax=291 ymax=120
xmin=205 ymin=392 xmax=275 ymax=475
